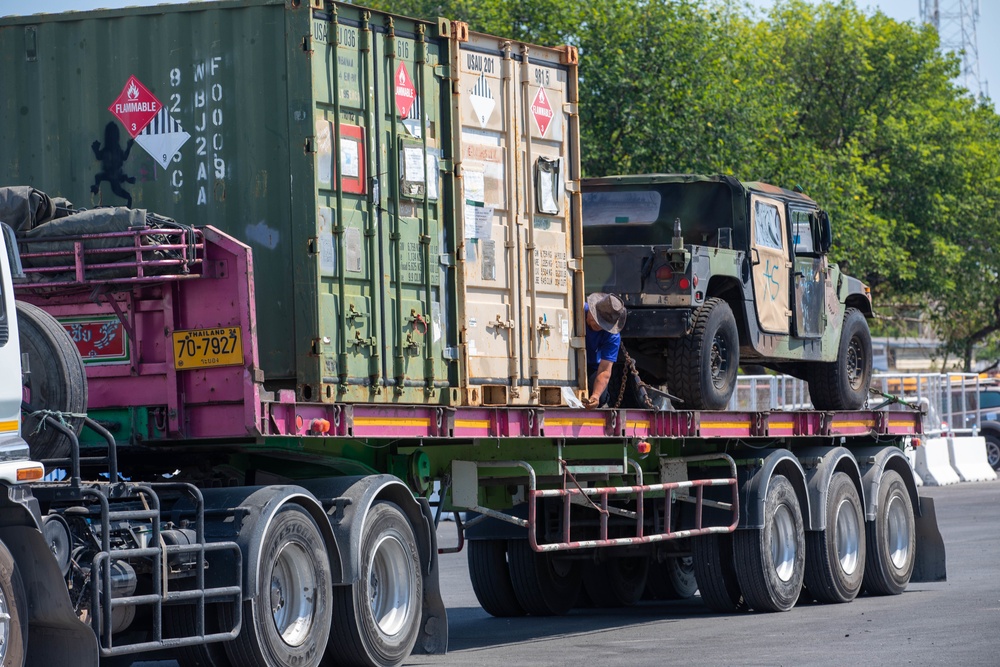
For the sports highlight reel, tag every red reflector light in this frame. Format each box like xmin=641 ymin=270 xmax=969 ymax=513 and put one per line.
xmin=636 ymin=440 xmax=652 ymax=455
xmin=692 ymin=275 xmax=699 ymax=287
xmin=655 ymin=265 xmax=673 ymax=281
xmin=679 ymin=277 xmax=690 ymax=289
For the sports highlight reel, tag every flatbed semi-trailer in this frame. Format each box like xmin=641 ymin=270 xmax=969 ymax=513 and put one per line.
xmin=0 ymin=221 xmax=943 ymax=667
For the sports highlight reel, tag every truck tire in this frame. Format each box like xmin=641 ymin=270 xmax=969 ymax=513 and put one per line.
xmin=807 ymin=308 xmax=872 ymax=410
xmin=692 ymin=534 xmax=745 ymax=612
xmin=804 ymin=473 xmax=866 ymax=603
xmin=645 ymin=555 xmax=698 ymax=600
xmin=984 ymin=432 xmax=1000 ymax=471
xmin=862 ymin=470 xmax=915 ymax=596
xmin=17 ymin=301 xmax=88 ymax=460
xmin=734 ymin=475 xmax=805 ymax=612
xmin=0 ymin=539 xmax=26 ymax=667
xmin=666 ymin=298 xmax=738 ymax=410
xmin=507 ymin=540 xmax=580 ymax=615
xmin=225 ymin=504 xmax=331 ymax=667
xmin=582 ymin=555 xmax=649 ymax=607
xmin=164 ymin=603 xmax=233 ymax=667
xmin=330 ymin=501 xmax=422 ymax=667
xmin=467 ymin=539 xmax=524 ymax=617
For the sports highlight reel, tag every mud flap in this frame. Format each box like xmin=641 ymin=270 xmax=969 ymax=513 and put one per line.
xmin=911 ymin=496 xmax=947 ymax=583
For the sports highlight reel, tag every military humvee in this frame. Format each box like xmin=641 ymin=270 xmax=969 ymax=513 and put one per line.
xmin=582 ymin=174 xmax=873 ymax=411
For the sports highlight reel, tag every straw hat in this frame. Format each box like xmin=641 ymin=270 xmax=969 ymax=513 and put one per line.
xmin=586 ymin=292 xmax=627 ymax=334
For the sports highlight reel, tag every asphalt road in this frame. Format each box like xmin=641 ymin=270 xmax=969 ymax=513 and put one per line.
xmin=408 ymin=481 xmax=999 ymax=667
xmin=139 ymin=480 xmax=999 ymax=667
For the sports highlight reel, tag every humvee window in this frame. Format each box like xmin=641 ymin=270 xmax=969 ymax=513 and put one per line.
xmin=582 ymin=190 xmax=660 ymax=225
xmin=754 ymin=201 xmax=783 ymax=250
xmin=791 ymin=209 xmax=815 ymax=253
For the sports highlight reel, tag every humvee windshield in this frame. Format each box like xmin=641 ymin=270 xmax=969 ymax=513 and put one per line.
xmin=582 ymin=180 xmax=738 ymax=247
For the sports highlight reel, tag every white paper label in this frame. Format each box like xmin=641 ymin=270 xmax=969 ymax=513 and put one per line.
xmin=341 ymin=139 xmax=359 ymax=179
xmin=464 ymin=167 xmax=485 ymax=203
xmin=404 ymin=147 xmax=425 ymax=182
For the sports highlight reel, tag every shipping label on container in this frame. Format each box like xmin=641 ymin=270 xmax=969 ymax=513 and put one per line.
xmin=312 ymin=18 xmax=362 ymax=106
xmin=62 ymin=316 xmax=129 ymax=365
xmin=395 ymin=62 xmax=416 ymax=119
xmin=315 ymin=119 xmax=366 ymax=194
xmin=109 ymin=76 xmax=162 ymax=138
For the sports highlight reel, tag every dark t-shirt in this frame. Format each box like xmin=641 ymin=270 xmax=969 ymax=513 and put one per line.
xmin=585 ymin=303 xmax=620 ymax=374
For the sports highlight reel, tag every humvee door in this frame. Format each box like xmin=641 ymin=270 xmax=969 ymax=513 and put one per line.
xmin=790 ymin=207 xmax=828 ymax=338
xmin=749 ymin=195 xmax=791 ymax=334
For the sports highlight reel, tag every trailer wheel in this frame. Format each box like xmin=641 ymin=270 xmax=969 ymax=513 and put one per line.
xmin=507 ymin=540 xmax=580 ymax=615
xmin=331 ymin=501 xmax=422 ymax=667
xmin=17 ymin=301 xmax=88 ymax=460
xmin=583 ymin=555 xmax=649 ymax=607
xmin=164 ymin=603 xmax=233 ymax=667
xmin=0 ymin=539 xmax=26 ymax=667
xmin=645 ymin=555 xmax=699 ymax=600
xmin=692 ymin=534 xmax=745 ymax=612
xmin=666 ymin=298 xmax=739 ymax=410
xmin=862 ymin=470 xmax=915 ymax=596
xmin=225 ymin=505 xmax=331 ymax=667
xmin=467 ymin=539 xmax=524 ymax=617
xmin=807 ymin=308 xmax=872 ymax=410
xmin=804 ymin=473 xmax=866 ymax=603
xmin=735 ymin=475 xmax=805 ymax=612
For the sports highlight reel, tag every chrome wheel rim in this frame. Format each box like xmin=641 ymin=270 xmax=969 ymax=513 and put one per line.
xmin=369 ymin=531 xmax=416 ymax=637
xmin=771 ymin=504 xmax=797 ymax=582
xmin=834 ymin=497 xmax=861 ymax=576
xmin=270 ymin=542 xmax=316 ymax=647
xmin=987 ymin=441 xmax=1000 ymax=469
xmin=886 ymin=495 xmax=911 ymax=570
xmin=0 ymin=575 xmax=10 ymax=662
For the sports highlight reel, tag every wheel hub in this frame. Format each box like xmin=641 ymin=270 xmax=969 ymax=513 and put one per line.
xmin=886 ymin=495 xmax=911 ymax=570
xmin=834 ymin=497 xmax=860 ymax=576
xmin=770 ymin=504 xmax=797 ymax=582
xmin=269 ymin=542 xmax=316 ymax=647
xmin=846 ymin=337 xmax=864 ymax=390
xmin=368 ymin=532 xmax=415 ymax=638
xmin=710 ymin=334 xmax=730 ymax=390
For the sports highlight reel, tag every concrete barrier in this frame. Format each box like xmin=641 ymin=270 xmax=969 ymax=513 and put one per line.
xmin=947 ymin=436 xmax=999 ymax=483
xmin=913 ymin=437 xmax=961 ymax=486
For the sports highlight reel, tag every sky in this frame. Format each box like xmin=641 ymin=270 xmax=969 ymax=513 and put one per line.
xmin=0 ymin=0 xmax=996 ymax=106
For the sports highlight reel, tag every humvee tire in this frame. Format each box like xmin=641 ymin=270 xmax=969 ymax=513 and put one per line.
xmin=807 ymin=308 xmax=872 ymax=410
xmin=667 ymin=298 xmax=739 ymax=410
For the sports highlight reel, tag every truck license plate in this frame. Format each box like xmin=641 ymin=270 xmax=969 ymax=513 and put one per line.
xmin=172 ymin=327 xmax=243 ymax=369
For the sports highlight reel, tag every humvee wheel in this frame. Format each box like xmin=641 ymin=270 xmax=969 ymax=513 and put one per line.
xmin=808 ymin=308 xmax=872 ymax=410
xmin=668 ymin=298 xmax=739 ymax=410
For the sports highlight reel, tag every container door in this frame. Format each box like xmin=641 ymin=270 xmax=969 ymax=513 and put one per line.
xmin=454 ymin=34 xmax=521 ymax=405
xmin=512 ymin=42 xmax=582 ymax=405
xmin=312 ymin=10 xmax=382 ymax=402
xmin=374 ymin=17 xmax=453 ymax=404
xmin=749 ymin=194 xmax=791 ymax=334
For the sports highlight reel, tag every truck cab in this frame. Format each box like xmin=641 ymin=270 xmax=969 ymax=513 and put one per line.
xmin=582 ymin=174 xmax=874 ymax=410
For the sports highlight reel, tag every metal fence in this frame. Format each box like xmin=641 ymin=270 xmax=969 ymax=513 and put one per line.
xmin=726 ymin=372 xmax=989 ymax=437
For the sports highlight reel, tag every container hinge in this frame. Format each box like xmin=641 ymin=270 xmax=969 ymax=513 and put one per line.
xmin=304 ymin=136 xmax=316 ymax=154
xmin=569 ymin=336 xmax=586 ymax=349
xmin=565 ymin=181 xmax=580 ymax=193
xmin=442 ymin=346 xmax=459 ymax=361
xmin=307 ymin=237 xmax=318 ymax=254
xmin=567 ymin=258 xmax=582 ymax=271
xmin=562 ymin=102 xmax=578 ymax=115
xmin=390 ymin=232 xmax=401 ymax=241
xmin=437 ymin=158 xmax=453 ymax=172
xmin=302 ymin=36 xmax=313 ymax=54
xmin=419 ymin=234 xmax=431 ymax=245
xmin=434 ymin=64 xmax=452 ymax=79
xmin=439 ymin=253 xmax=454 ymax=267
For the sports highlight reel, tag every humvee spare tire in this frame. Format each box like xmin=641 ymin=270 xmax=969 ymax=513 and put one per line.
xmin=18 ymin=301 xmax=87 ymax=459
xmin=666 ymin=298 xmax=739 ymax=410
xmin=808 ymin=308 xmax=872 ymax=410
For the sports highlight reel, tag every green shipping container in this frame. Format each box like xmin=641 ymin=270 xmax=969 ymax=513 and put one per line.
xmin=0 ymin=0 xmax=584 ymax=406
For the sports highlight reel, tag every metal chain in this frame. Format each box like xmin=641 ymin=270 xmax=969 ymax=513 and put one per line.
xmin=612 ymin=344 xmax=657 ymax=410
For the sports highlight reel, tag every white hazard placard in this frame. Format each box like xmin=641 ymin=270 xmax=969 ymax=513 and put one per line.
xmin=469 ymin=72 xmax=495 ymax=128
xmin=135 ymin=108 xmax=191 ymax=169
